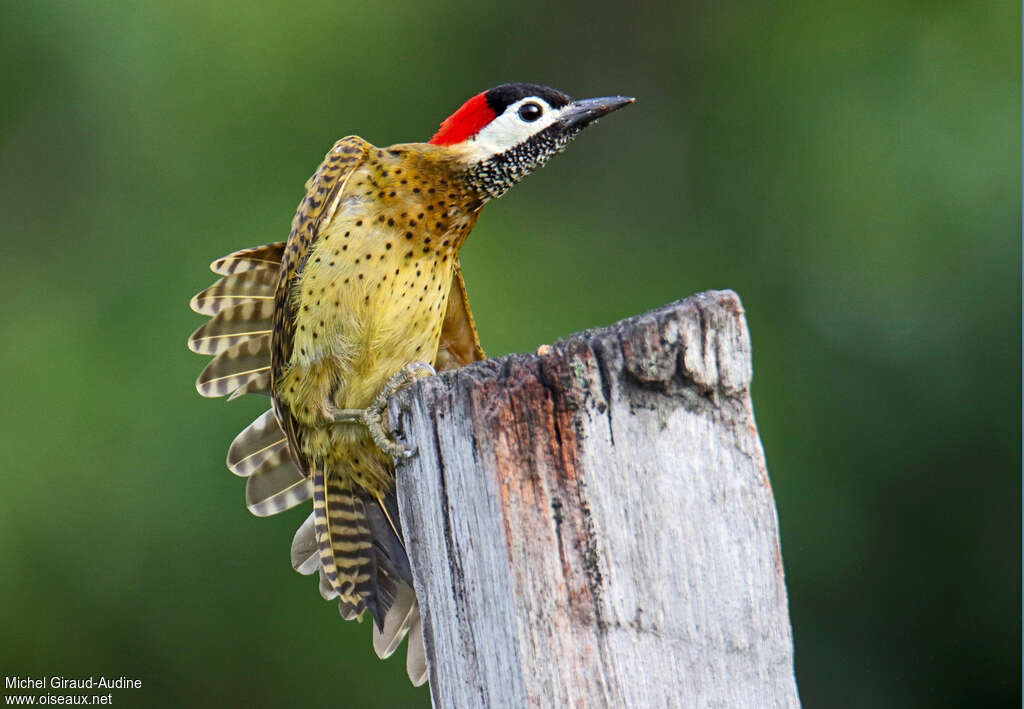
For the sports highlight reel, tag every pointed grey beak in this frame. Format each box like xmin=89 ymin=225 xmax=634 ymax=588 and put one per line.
xmin=558 ymin=95 xmax=636 ymax=131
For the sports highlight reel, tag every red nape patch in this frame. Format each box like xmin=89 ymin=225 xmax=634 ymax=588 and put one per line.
xmin=428 ymin=92 xmax=495 ymax=146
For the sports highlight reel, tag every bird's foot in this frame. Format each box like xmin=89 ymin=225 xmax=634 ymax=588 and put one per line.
xmin=328 ymin=361 xmax=436 ymax=459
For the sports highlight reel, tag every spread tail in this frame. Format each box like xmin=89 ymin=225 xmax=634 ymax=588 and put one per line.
xmin=303 ymin=465 xmax=426 ymax=685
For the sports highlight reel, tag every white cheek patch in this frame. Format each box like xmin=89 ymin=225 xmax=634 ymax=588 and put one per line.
xmin=467 ymin=97 xmax=569 ymax=160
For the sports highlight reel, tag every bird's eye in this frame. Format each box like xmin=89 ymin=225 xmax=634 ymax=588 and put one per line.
xmin=518 ymin=102 xmax=543 ymax=122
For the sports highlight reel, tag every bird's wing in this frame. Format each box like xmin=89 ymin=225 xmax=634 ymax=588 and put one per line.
xmin=434 ymin=258 xmax=486 ymax=371
xmin=188 ymin=243 xmax=284 ymax=399
xmin=188 ymin=244 xmax=312 ymax=517
xmin=186 ymin=137 xmax=372 ymax=525
xmin=271 ymin=136 xmax=372 ymax=468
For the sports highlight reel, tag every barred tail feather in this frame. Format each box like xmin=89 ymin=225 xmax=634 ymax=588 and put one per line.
xmin=312 ymin=467 xmax=377 ymax=621
xmin=189 ymin=268 xmax=278 ymax=317
xmin=188 ymin=300 xmax=274 ymax=355
xmin=231 ymin=411 xmax=309 ymax=517
xmin=195 ymin=337 xmax=271 ymax=398
xmin=245 ymin=454 xmax=310 ymax=517
xmin=310 ymin=465 xmax=423 ymax=633
xmin=209 ymin=242 xmax=285 ymax=276
xmin=228 ymin=409 xmax=288 ymax=477
xmin=320 ymin=567 xmax=340 ymax=602
xmin=226 ymin=372 xmax=270 ymax=400
xmin=190 ymin=243 xmax=281 ymax=400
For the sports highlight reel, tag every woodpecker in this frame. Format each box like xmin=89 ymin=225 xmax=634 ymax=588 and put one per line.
xmin=187 ymin=83 xmax=633 ymax=685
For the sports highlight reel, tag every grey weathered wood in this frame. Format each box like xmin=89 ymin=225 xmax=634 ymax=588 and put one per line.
xmin=390 ymin=290 xmax=800 ymax=709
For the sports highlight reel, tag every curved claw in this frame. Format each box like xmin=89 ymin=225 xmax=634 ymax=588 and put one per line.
xmin=365 ymin=416 xmax=417 ymax=460
xmin=337 ymin=361 xmax=437 ymax=460
xmin=368 ymin=360 xmax=436 ymax=416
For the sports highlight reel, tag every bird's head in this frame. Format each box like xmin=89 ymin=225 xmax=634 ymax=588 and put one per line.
xmin=429 ymin=83 xmax=634 ymax=200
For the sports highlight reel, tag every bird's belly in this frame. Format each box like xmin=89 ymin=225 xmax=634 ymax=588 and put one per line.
xmin=283 ymin=235 xmax=455 ymax=417
xmin=276 ymin=237 xmax=456 ymax=493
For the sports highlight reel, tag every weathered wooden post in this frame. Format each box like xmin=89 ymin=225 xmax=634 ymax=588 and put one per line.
xmin=390 ymin=290 xmax=799 ymax=708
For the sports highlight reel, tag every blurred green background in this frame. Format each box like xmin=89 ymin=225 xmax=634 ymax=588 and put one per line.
xmin=1 ymin=0 xmax=1019 ymax=706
